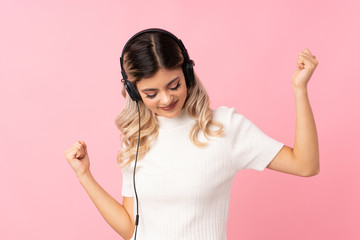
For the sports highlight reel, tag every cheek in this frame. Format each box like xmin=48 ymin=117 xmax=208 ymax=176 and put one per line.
xmin=180 ymin=86 xmax=187 ymax=99
xmin=142 ymin=99 xmax=158 ymax=110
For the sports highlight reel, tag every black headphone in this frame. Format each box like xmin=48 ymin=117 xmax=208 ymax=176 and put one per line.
xmin=119 ymin=28 xmax=195 ymax=102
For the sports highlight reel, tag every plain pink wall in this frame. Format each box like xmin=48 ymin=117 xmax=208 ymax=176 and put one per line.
xmin=1 ymin=0 xmax=359 ymax=239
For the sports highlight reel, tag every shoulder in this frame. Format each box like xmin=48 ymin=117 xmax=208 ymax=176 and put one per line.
xmin=212 ymin=106 xmax=246 ymax=125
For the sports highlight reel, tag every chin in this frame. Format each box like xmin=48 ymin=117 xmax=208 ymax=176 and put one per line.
xmin=159 ymin=109 xmax=181 ymax=118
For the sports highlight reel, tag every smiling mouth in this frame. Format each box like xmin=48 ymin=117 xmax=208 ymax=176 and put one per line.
xmin=160 ymin=100 xmax=178 ymax=111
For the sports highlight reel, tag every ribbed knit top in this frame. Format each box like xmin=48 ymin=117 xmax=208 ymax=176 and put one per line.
xmin=121 ymin=106 xmax=284 ymax=240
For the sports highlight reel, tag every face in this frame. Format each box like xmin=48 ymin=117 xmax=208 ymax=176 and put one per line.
xmin=135 ymin=68 xmax=187 ymax=118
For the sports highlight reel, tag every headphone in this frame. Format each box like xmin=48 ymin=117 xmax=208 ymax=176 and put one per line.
xmin=119 ymin=28 xmax=195 ymax=102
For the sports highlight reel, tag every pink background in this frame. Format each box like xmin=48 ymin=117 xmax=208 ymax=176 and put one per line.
xmin=1 ymin=0 xmax=359 ymax=239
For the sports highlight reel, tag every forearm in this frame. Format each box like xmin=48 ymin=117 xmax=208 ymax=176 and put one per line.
xmin=292 ymin=86 xmax=320 ymax=176
xmin=78 ymin=170 xmax=134 ymax=239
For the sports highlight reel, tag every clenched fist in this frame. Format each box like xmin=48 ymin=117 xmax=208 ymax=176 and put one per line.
xmin=64 ymin=140 xmax=90 ymax=179
xmin=292 ymin=48 xmax=319 ymax=90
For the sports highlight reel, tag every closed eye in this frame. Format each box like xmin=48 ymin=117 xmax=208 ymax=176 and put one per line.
xmin=145 ymin=93 xmax=157 ymax=99
xmin=144 ymin=80 xmax=181 ymax=99
xmin=170 ymin=82 xmax=181 ymax=91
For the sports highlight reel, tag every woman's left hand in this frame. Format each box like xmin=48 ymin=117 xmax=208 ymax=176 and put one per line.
xmin=291 ymin=48 xmax=318 ymax=90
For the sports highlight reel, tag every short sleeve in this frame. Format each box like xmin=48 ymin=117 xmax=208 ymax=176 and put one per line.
xmin=121 ymin=162 xmax=135 ymax=197
xmin=120 ymin=143 xmax=135 ymax=197
xmin=216 ymin=107 xmax=284 ymax=172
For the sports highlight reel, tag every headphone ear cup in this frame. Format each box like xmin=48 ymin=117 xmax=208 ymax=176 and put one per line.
xmin=124 ymin=80 xmax=142 ymax=101
xmin=183 ymin=60 xmax=195 ymax=88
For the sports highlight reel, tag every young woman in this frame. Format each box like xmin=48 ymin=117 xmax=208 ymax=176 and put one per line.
xmin=64 ymin=28 xmax=319 ymax=240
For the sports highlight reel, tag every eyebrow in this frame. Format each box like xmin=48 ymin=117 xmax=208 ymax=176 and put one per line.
xmin=141 ymin=77 xmax=180 ymax=92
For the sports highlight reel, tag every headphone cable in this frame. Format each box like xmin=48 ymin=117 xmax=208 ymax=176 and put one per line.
xmin=133 ymin=100 xmax=140 ymax=239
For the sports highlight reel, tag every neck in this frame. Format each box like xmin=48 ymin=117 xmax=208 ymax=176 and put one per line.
xmin=156 ymin=109 xmax=193 ymax=129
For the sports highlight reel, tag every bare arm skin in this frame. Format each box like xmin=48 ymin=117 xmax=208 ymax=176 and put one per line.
xmin=266 ymin=49 xmax=320 ymax=177
xmin=64 ymin=141 xmax=135 ymax=240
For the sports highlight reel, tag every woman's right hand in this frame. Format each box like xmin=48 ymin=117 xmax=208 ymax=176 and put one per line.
xmin=64 ymin=140 xmax=90 ymax=179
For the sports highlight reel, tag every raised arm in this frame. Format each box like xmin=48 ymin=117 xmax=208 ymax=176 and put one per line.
xmin=266 ymin=49 xmax=320 ymax=177
xmin=64 ymin=141 xmax=135 ymax=239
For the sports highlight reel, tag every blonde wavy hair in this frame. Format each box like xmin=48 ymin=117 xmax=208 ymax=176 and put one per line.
xmin=114 ymin=31 xmax=223 ymax=169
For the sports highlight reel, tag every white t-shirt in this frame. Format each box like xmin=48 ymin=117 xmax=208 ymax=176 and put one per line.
xmin=121 ymin=106 xmax=284 ymax=240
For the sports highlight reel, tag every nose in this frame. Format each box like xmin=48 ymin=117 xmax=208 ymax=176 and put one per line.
xmin=159 ymin=91 xmax=173 ymax=106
